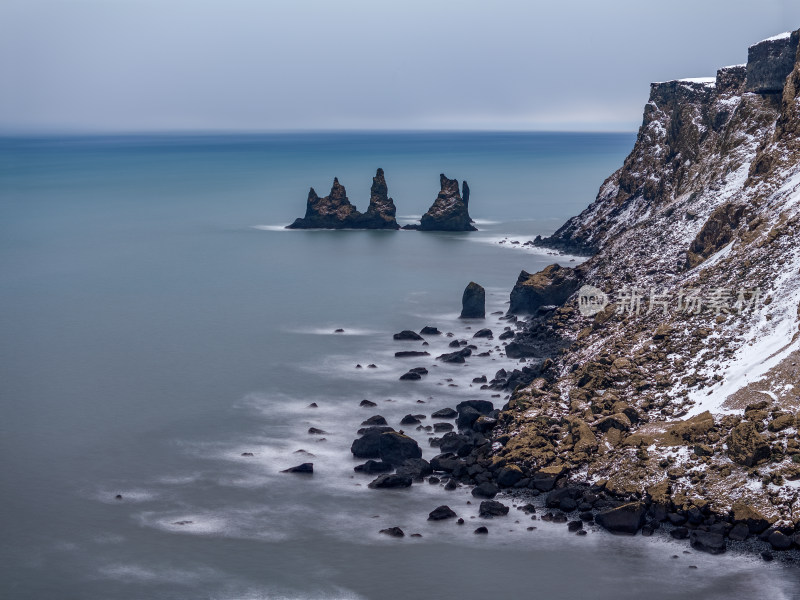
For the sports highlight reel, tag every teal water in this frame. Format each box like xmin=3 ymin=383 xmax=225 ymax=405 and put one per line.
xmin=1 ymin=132 xmax=797 ymax=599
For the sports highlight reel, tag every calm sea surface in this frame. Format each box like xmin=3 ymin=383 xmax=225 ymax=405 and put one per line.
xmin=2 ymin=132 xmax=797 ymax=599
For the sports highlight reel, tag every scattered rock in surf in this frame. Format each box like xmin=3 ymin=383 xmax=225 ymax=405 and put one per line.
xmin=173 ymin=520 xmax=193 ymax=526
xmin=433 ymin=422 xmax=454 ymax=432
xmin=241 ymin=452 xmax=254 ymax=457
xmin=594 ymin=502 xmax=647 ymax=535
xmin=444 ymin=480 xmax=458 ymax=491
xmin=473 ymin=328 xmax=493 ymax=338
xmin=351 ymin=426 xmax=395 ymax=458
xmin=400 ymin=371 xmax=422 ymax=380
xmin=472 ymin=375 xmax=487 ymax=383
xmin=471 ymin=482 xmax=499 ymax=499
xmin=474 ymin=526 xmax=488 ymax=534
xmin=368 ymin=473 xmax=413 ymax=489
xmin=282 ymin=462 xmax=313 ymax=474
xmin=115 ymin=494 xmax=123 ymax=500
xmin=354 ymin=460 xmax=393 ymax=474
xmin=479 ymin=500 xmax=509 ymax=518
xmin=362 ymin=415 xmax=388 ymax=426
xmin=334 ymin=329 xmax=345 ymax=333
xmin=395 ymin=350 xmax=430 ymax=358
xmin=396 ymin=458 xmax=432 ymax=479
xmin=308 ymin=427 xmax=327 ymax=435
xmin=400 ymin=414 xmax=422 ymax=425
xmin=437 ymin=348 xmax=472 ymax=363
xmin=460 ymin=282 xmax=485 ymax=319
xmin=394 ymin=330 xmax=424 ymax=341
xmin=360 ymin=399 xmax=377 ymax=407
xmin=367 ymin=364 xmax=378 ymax=368
xmin=356 ymin=364 xmax=363 ymax=368
xmin=428 ymin=505 xmax=458 ymax=521
xmin=378 ymin=432 xmax=422 ymax=465
xmin=380 ymin=526 xmax=405 ymax=537
xmin=432 ymin=408 xmax=458 ymax=419
xmin=420 ymin=326 xmax=441 ymax=335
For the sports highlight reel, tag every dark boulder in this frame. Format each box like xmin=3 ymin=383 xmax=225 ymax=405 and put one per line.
xmin=768 ymin=530 xmax=792 ymax=551
xmin=400 ymin=414 xmax=422 ymax=425
xmin=433 ymin=422 xmax=454 ymax=432
xmin=460 ymin=282 xmax=485 ymax=319
xmin=474 ymin=526 xmax=489 ymax=534
xmin=394 ymin=330 xmax=424 ymax=341
xmin=479 ymin=500 xmax=509 ymax=518
xmin=432 ymin=408 xmax=458 ymax=419
xmin=395 ymin=350 xmax=430 ymax=358
xmin=399 ymin=371 xmax=422 ymax=381
xmin=286 ymin=178 xmax=362 ymax=229
xmin=472 ymin=482 xmax=499 ymax=499
xmin=380 ymin=526 xmax=405 ymax=537
xmin=360 ymin=399 xmax=377 ymax=407
xmin=690 ymin=531 xmax=726 ymax=554
xmin=351 ymin=426 xmax=395 ymax=458
xmin=354 ymin=460 xmax=393 ymax=474
xmin=378 ymin=432 xmax=422 ymax=465
xmin=473 ymin=328 xmax=493 ymax=338
xmin=437 ymin=348 xmax=472 ymax=363
xmin=396 ymin=458 xmax=433 ymax=479
xmin=282 ymin=463 xmax=313 ymax=474
xmin=361 ymin=415 xmax=388 ymax=426
xmin=368 ymin=474 xmax=413 ymax=489
xmin=594 ymin=502 xmax=647 ymax=535
xmin=420 ymin=326 xmax=441 ymax=335
xmin=428 ymin=505 xmax=458 ymax=521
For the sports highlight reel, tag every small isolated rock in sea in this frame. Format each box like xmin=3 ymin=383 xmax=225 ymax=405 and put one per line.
xmin=378 ymin=432 xmax=423 ymax=465
xmin=399 ymin=371 xmax=422 ymax=381
xmin=428 ymin=505 xmax=458 ymax=521
xmin=394 ymin=330 xmax=424 ymax=341
xmin=437 ymin=348 xmax=472 ymax=363
xmin=474 ymin=526 xmax=489 ymax=535
xmin=368 ymin=474 xmax=413 ymax=489
xmin=380 ymin=527 xmax=405 ymax=537
xmin=334 ymin=329 xmax=345 ymax=333
xmin=395 ymin=351 xmax=430 ymax=358
xmin=479 ymin=500 xmax=509 ymax=518
xmin=420 ymin=326 xmax=441 ymax=335
xmin=400 ymin=414 xmax=422 ymax=425
xmin=115 ymin=494 xmax=123 ymax=500
xmin=241 ymin=452 xmax=254 ymax=457
xmin=360 ymin=399 xmax=377 ymax=407
xmin=308 ymin=427 xmax=327 ymax=435
xmin=460 ymin=282 xmax=485 ymax=319
xmin=282 ymin=463 xmax=313 ymax=474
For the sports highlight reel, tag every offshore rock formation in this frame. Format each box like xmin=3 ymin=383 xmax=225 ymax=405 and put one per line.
xmin=460 ymin=282 xmax=485 ymax=319
xmin=361 ymin=168 xmax=400 ymax=229
xmin=493 ymin=29 xmax=800 ymax=539
xmin=286 ymin=170 xmax=398 ymax=229
xmin=404 ymin=174 xmax=476 ymax=231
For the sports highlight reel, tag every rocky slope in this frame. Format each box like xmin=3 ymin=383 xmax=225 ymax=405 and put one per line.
xmin=404 ymin=174 xmax=476 ymax=231
xmin=286 ymin=170 xmax=399 ymax=229
xmin=488 ymin=29 xmax=800 ymax=551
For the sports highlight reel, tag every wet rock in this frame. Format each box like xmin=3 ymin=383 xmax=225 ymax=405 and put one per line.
xmin=400 ymin=414 xmax=422 ymax=425
xmin=394 ymin=330 xmax=424 ymax=341
xmin=474 ymin=526 xmax=489 ymax=534
xmin=479 ymin=500 xmax=509 ymax=517
xmin=428 ymin=505 xmax=458 ymax=521
xmin=471 ymin=482 xmax=499 ymax=499
xmin=420 ymin=326 xmax=441 ymax=335
xmin=690 ymin=530 xmax=726 ymax=554
xmin=396 ymin=458 xmax=433 ymax=479
xmin=472 ymin=375 xmax=487 ymax=383
xmin=670 ymin=527 xmax=689 ymax=540
xmin=399 ymin=371 xmax=422 ymax=381
xmin=351 ymin=426 xmax=395 ymax=458
xmin=444 ymin=479 xmax=458 ymax=491
xmin=308 ymin=427 xmax=327 ymax=435
xmin=368 ymin=474 xmax=413 ymax=489
xmin=433 ymin=422 xmax=454 ymax=432
xmin=498 ymin=330 xmax=515 ymax=340
xmin=362 ymin=415 xmax=388 ymax=426
xmin=460 ymin=282 xmax=485 ymax=319
xmin=282 ymin=463 xmax=313 ymax=474
xmin=728 ymin=522 xmax=750 ymax=541
xmin=360 ymin=399 xmax=377 ymax=407
xmin=594 ymin=502 xmax=647 ymax=535
xmin=568 ymin=520 xmax=584 ymax=532
xmin=395 ymin=350 xmax=430 ymax=358
xmin=378 ymin=432 xmax=422 ymax=465
xmin=354 ymin=460 xmax=393 ymax=474
xmin=473 ymin=416 xmax=498 ymax=433
xmin=437 ymin=348 xmax=472 ymax=363
xmin=380 ymin=526 xmax=405 ymax=537
xmin=496 ymin=465 xmax=523 ymax=487
xmin=473 ymin=328 xmax=493 ymax=338
xmin=768 ymin=530 xmax=792 ymax=550
xmin=432 ymin=408 xmax=458 ymax=419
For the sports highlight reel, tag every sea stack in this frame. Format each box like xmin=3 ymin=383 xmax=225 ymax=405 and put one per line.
xmin=460 ymin=282 xmax=485 ymax=318
xmin=359 ymin=168 xmax=400 ymax=229
xmin=404 ymin=174 xmax=477 ymax=231
xmin=286 ymin=178 xmax=361 ymax=229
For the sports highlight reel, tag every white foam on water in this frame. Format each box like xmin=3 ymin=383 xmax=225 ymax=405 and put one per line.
xmin=251 ymin=224 xmax=293 ymax=231
xmin=92 ymin=487 xmax=159 ymax=504
xmin=286 ymin=326 xmax=384 ymax=336
xmin=96 ymin=563 xmax=219 ymax=584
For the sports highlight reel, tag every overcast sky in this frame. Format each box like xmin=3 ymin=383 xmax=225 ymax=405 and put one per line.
xmin=1 ymin=0 xmax=799 ymax=132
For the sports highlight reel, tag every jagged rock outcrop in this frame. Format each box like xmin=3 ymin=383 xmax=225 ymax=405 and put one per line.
xmin=287 ymin=178 xmax=360 ymax=229
xmin=286 ymin=170 xmax=399 ymax=229
xmin=360 ymin=168 xmax=400 ymax=229
xmin=404 ymin=174 xmax=476 ymax=231
xmin=509 ymin=264 xmax=582 ymax=314
xmin=745 ymin=31 xmax=800 ymax=93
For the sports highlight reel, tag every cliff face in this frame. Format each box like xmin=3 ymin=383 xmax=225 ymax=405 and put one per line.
xmin=503 ymin=29 xmax=800 ymax=528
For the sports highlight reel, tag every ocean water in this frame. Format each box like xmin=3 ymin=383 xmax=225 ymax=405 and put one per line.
xmin=1 ymin=132 xmax=798 ymax=599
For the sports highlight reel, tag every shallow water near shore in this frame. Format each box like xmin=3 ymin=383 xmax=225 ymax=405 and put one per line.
xmin=2 ymin=132 xmax=799 ymax=599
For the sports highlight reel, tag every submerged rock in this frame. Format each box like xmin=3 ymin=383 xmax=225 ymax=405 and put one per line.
xmin=460 ymin=282 xmax=486 ymax=319
xmin=394 ymin=330 xmax=424 ymax=341
xmin=282 ymin=463 xmax=313 ymax=474
xmin=380 ymin=526 xmax=405 ymax=537
xmin=368 ymin=473 xmax=413 ymax=489
xmin=428 ymin=505 xmax=458 ymax=521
